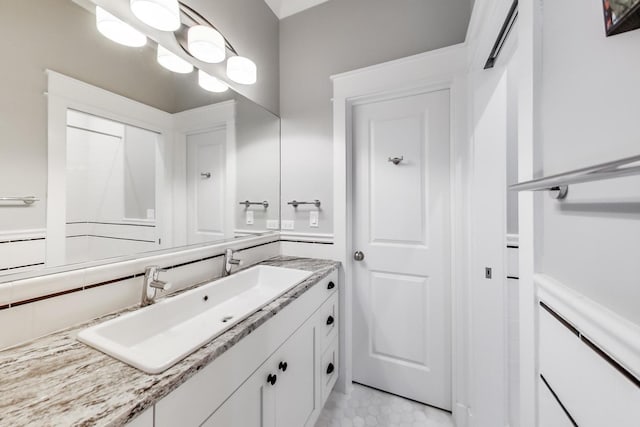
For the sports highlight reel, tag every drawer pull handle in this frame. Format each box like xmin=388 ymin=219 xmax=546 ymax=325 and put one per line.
xmin=326 ymin=363 xmax=335 ymax=375
xmin=327 ymin=281 xmax=335 ymax=290
xmin=278 ymin=361 xmax=288 ymax=372
xmin=267 ymin=373 xmax=277 ymax=385
xmin=326 ymin=316 xmax=335 ymax=326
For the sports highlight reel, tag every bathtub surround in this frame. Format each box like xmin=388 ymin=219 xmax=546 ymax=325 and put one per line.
xmin=0 ymin=256 xmax=338 ymax=427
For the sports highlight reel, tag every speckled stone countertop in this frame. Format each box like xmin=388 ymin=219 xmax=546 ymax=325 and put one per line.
xmin=0 ymin=256 xmax=339 ymax=427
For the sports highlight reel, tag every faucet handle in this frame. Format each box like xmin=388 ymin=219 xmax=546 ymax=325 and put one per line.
xmin=150 ymin=280 xmax=172 ymax=291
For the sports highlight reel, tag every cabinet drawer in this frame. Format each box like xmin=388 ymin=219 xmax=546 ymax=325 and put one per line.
xmin=321 ymin=337 xmax=339 ymax=405
xmin=319 ymin=292 xmax=338 ymax=352
xmin=538 ymin=377 xmax=575 ymax=427
xmin=539 ymin=304 xmax=640 ymax=427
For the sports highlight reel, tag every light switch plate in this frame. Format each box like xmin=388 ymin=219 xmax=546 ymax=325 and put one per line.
xmin=266 ymin=220 xmax=279 ymax=230
xmin=281 ymin=220 xmax=294 ymax=230
xmin=245 ymin=210 xmax=254 ymax=225
xmin=309 ymin=211 xmax=319 ymax=228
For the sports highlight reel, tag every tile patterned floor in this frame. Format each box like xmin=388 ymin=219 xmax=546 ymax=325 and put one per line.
xmin=315 ymin=383 xmax=454 ymax=427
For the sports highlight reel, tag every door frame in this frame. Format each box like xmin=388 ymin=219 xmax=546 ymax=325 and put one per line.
xmin=331 ymin=43 xmax=470 ymax=423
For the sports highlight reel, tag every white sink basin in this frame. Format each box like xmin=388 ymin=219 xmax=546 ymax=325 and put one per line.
xmin=78 ymin=265 xmax=313 ymax=374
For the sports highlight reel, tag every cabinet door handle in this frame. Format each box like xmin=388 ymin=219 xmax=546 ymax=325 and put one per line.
xmin=278 ymin=361 xmax=288 ymax=372
xmin=326 ymin=315 xmax=335 ymax=326
xmin=327 ymin=281 xmax=335 ymax=290
xmin=267 ymin=373 xmax=277 ymax=385
xmin=326 ymin=363 xmax=335 ymax=375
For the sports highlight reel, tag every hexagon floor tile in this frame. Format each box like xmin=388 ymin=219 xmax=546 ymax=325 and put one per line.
xmin=315 ymin=383 xmax=454 ymax=427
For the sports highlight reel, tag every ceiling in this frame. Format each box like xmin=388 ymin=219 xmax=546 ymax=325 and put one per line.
xmin=263 ymin=0 xmax=331 ymax=19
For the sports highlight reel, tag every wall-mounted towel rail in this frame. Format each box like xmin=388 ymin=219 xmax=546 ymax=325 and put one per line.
xmin=509 ymin=154 xmax=640 ymax=199
xmin=0 ymin=196 xmax=40 ymax=205
xmin=288 ymin=200 xmax=321 ymax=208
xmin=239 ymin=200 xmax=269 ymax=208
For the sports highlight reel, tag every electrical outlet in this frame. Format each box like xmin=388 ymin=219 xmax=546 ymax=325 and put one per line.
xmin=309 ymin=211 xmax=319 ymax=227
xmin=266 ymin=220 xmax=279 ymax=230
xmin=281 ymin=220 xmax=294 ymax=230
xmin=245 ymin=210 xmax=254 ymax=225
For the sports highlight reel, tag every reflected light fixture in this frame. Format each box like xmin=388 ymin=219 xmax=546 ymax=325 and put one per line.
xmin=157 ymin=45 xmax=193 ymax=73
xmin=130 ymin=0 xmax=181 ymax=31
xmin=198 ymin=70 xmax=229 ymax=93
xmin=226 ymin=56 xmax=257 ymax=85
xmin=188 ymin=25 xmax=226 ymax=63
xmin=96 ymin=6 xmax=147 ymax=47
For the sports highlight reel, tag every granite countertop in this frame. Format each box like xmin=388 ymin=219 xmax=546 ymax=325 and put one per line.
xmin=0 ymin=256 xmax=339 ymax=427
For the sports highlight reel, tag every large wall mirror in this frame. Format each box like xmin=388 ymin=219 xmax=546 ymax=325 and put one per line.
xmin=0 ymin=0 xmax=280 ymax=280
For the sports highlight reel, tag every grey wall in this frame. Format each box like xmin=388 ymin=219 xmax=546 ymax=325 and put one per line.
xmin=279 ymin=0 xmax=472 ymax=236
xmin=0 ymin=0 xmax=279 ymax=233
xmin=234 ymin=97 xmax=281 ymax=232
xmin=539 ymin=0 xmax=640 ymax=324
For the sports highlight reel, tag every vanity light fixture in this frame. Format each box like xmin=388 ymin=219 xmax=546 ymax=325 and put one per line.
xmin=99 ymin=1 xmax=258 ymax=88
xmin=188 ymin=25 xmax=226 ymax=63
xmin=198 ymin=70 xmax=229 ymax=93
xmin=96 ymin=6 xmax=147 ymax=47
xmin=157 ymin=45 xmax=193 ymax=73
xmin=226 ymin=56 xmax=257 ymax=85
xmin=130 ymin=0 xmax=181 ymax=31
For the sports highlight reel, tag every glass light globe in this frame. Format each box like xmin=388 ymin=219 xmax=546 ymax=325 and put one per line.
xmin=130 ymin=0 xmax=181 ymax=32
xmin=96 ymin=6 xmax=147 ymax=47
xmin=226 ymin=56 xmax=257 ymax=85
xmin=188 ymin=25 xmax=226 ymax=64
xmin=157 ymin=45 xmax=193 ymax=73
xmin=198 ymin=70 xmax=229 ymax=93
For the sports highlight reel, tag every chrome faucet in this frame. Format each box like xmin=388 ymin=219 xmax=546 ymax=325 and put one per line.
xmin=141 ymin=266 xmax=172 ymax=307
xmin=223 ymin=248 xmax=241 ymax=276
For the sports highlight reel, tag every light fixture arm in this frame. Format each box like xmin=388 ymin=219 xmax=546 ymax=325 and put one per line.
xmin=177 ymin=1 xmax=238 ymax=56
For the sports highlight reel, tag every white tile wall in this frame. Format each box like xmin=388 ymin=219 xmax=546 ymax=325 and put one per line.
xmin=0 ymin=229 xmax=46 ymax=271
xmin=0 ymin=236 xmax=280 ymax=350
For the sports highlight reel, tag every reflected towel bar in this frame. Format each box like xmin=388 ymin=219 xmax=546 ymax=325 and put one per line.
xmin=239 ymin=200 xmax=269 ymax=208
xmin=509 ymin=154 xmax=640 ymax=199
xmin=0 ymin=196 xmax=39 ymax=205
xmin=288 ymin=200 xmax=321 ymax=208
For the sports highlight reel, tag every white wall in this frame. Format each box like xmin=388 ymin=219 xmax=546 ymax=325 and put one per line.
xmin=279 ymin=0 xmax=472 ymax=239
xmin=539 ymin=0 xmax=640 ymax=325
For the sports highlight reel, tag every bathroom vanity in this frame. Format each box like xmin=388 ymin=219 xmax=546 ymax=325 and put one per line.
xmin=0 ymin=257 xmax=339 ymax=427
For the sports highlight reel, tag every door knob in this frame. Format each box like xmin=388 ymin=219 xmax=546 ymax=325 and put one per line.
xmin=353 ymin=251 xmax=365 ymax=261
xmin=326 ymin=315 xmax=335 ymax=326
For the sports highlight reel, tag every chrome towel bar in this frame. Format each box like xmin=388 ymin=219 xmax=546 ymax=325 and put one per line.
xmin=0 ymin=196 xmax=40 ymax=205
xmin=239 ymin=200 xmax=269 ymax=208
xmin=509 ymin=153 xmax=640 ymax=199
xmin=288 ymin=200 xmax=321 ymax=208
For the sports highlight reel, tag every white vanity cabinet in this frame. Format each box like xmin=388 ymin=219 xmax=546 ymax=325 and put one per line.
xmin=203 ymin=317 xmax=315 ymax=427
xmin=151 ymin=269 xmax=339 ymax=427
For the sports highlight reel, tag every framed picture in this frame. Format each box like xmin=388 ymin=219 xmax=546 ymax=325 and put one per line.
xmin=602 ymin=0 xmax=640 ymax=36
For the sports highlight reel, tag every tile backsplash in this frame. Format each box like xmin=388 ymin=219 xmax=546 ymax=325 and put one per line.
xmin=0 ymin=236 xmax=280 ymax=350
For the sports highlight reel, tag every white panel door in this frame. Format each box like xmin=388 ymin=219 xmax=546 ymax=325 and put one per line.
xmin=352 ymin=89 xmax=451 ymax=409
xmin=187 ymin=128 xmax=226 ymax=244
